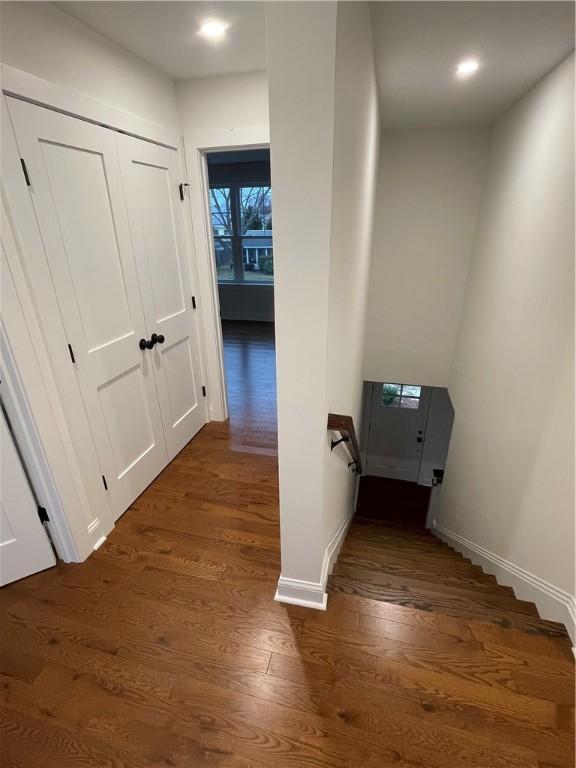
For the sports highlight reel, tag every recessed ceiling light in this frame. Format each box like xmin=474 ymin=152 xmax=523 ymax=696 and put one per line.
xmin=199 ymin=20 xmax=229 ymax=40
xmin=456 ymin=58 xmax=480 ymax=79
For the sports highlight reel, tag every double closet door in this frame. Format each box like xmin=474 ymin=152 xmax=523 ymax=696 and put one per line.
xmin=8 ymin=98 xmax=205 ymax=521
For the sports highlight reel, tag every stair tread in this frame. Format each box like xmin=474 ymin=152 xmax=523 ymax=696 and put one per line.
xmin=329 ymin=569 xmax=538 ymax=615
xmin=337 ymin=549 xmax=502 ymax=584
xmin=328 ymin=575 xmax=560 ymax=635
xmin=334 ymin=561 xmax=516 ymax=598
xmin=341 ymin=537 xmax=488 ymax=569
xmin=328 ymin=589 xmax=571 ymax=640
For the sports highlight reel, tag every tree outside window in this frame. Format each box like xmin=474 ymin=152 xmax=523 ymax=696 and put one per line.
xmin=210 ymin=184 xmax=273 ymax=283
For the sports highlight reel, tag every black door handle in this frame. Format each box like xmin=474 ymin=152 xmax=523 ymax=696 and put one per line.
xmin=416 ymin=437 xmax=423 ymax=443
xmin=151 ymin=333 xmax=165 ymax=345
xmin=139 ymin=337 xmax=157 ymax=350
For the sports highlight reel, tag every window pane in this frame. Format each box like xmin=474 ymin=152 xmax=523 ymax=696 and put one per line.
xmin=242 ymin=237 xmax=273 ymax=282
xmin=383 ymin=396 xmax=401 ymax=408
xmin=210 ymin=187 xmax=233 ymax=237
xmin=382 ymin=383 xmax=401 ymax=406
xmin=214 ymin=237 xmax=234 ymax=282
xmin=402 ymin=385 xmax=421 ymax=397
xmin=240 ymin=186 xmax=272 ymax=234
xmin=401 ymin=397 xmax=420 ymax=409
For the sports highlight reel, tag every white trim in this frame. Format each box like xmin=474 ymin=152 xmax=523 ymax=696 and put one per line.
xmin=322 ymin=508 xmax=355 ymax=585
xmin=274 ymin=577 xmax=327 ymax=610
xmin=183 ymin=126 xmax=270 ymax=422
xmin=1 ymin=64 xmax=179 ymax=149
xmin=275 ymin=509 xmax=355 ymax=611
xmin=432 ymin=520 xmax=576 ymax=644
xmin=0 ymin=323 xmax=78 ymax=562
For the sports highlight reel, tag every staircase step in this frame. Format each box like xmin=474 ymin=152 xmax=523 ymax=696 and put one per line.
xmin=330 ymin=569 xmax=538 ymax=615
xmin=337 ymin=548 xmax=502 ymax=585
xmin=328 ymin=573 xmax=551 ymax=632
xmin=328 ymin=589 xmax=571 ymax=641
xmin=340 ymin=536 xmax=489 ymax=574
xmin=333 ymin=561 xmax=516 ymax=598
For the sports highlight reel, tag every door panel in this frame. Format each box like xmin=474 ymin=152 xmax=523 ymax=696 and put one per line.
xmin=97 ymin=363 xmax=159 ymax=479
xmin=131 ymin=162 xmax=186 ymax=321
xmin=8 ymin=99 xmax=169 ymax=519
xmin=1 ymin=408 xmax=55 ymax=586
xmin=41 ymin=143 xmax=134 ymax=350
xmin=162 ymin=337 xmax=199 ymax=428
xmin=366 ymin=383 xmax=431 ymax=482
xmin=117 ymin=134 xmax=205 ymax=460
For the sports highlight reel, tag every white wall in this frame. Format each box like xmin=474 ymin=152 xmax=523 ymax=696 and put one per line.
xmin=363 ymin=128 xmax=489 ymax=387
xmin=268 ymin=1 xmax=379 ymax=602
xmin=0 ymin=2 xmax=179 ymax=129
xmin=267 ymin=1 xmax=337 ymax=593
xmin=177 ymin=72 xmax=268 ymax=132
xmin=323 ymin=2 xmax=380 ymax=549
xmin=438 ymin=55 xmax=575 ymax=631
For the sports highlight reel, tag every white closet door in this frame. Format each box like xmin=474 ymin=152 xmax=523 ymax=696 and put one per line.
xmin=117 ymin=135 xmax=206 ymax=460
xmin=8 ymin=99 xmax=169 ymax=520
xmin=1 ymin=408 xmax=55 ymax=586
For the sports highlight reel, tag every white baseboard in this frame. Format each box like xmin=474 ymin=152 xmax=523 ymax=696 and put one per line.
xmin=274 ymin=576 xmax=327 ymax=610
xmin=433 ymin=520 xmax=576 ymax=644
xmin=275 ymin=510 xmax=354 ymax=611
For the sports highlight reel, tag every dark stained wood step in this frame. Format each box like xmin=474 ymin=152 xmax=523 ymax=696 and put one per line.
xmin=328 ymin=575 xmax=556 ymax=634
xmin=334 ymin=556 xmax=514 ymax=595
xmin=333 ymin=562 xmax=523 ymax=601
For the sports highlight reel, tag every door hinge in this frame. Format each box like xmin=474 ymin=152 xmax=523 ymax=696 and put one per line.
xmin=20 ymin=158 xmax=31 ymax=187
xmin=67 ymin=344 xmax=76 ymax=364
xmin=191 ymin=295 xmax=197 ymax=310
xmin=179 ymin=182 xmax=190 ymax=201
xmin=102 ymin=475 xmax=108 ymax=491
xmin=37 ymin=506 xmax=49 ymax=523
xmin=202 ymin=386 xmax=207 ymax=397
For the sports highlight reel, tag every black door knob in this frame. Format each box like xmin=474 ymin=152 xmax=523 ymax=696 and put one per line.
xmin=139 ymin=338 xmax=148 ymax=351
xmin=151 ymin=333 xmax=165 ymax=345
xmin=145 ymin=338 xmax=156 ymax=350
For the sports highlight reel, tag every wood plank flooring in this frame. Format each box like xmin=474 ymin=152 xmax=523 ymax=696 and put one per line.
xmin=1 ymin=321 xmax=574 ymax=767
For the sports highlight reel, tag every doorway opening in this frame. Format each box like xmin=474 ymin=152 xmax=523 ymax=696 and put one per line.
xmin=359 ymin=381 xmax=455 ymax=527
xmin=206 ymin=148 xmax=277 ymax=451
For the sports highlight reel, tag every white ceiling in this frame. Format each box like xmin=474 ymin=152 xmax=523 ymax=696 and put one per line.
xmin=371 ymin=1 xmax=575 ymax=128
xmin=55 ymin=1 xmax=574 ymax=126
xmin=54 ymin=1 xmax=266 ymax=80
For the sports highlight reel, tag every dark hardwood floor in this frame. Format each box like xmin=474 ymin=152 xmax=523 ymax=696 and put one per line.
xmin=221 ymin=320 xmax=277 ymax=453
xmin=1 ymin=320 xmax=574 ymax=767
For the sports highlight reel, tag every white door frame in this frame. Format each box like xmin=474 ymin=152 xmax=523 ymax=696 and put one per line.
xmin=0 ymin=316 xmax=78 ymax=563
xmin=183 ymin=127 xmax=270 ymax=423
xmin=0 ymin=64 xmax=209 ymax=561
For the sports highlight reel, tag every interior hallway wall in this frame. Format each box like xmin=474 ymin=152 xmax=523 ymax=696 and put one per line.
xmin=323 ymin=1 xmax=380 ymax=551
xmin=438 ymin=54 xmax=575 ymax=631
xmin=267 ymin=0 xmax=337 ymax=589
xmin=267 ymin=0 xmax=379 ymax=595
xmin=363 ymin=128 xmax=489 ymax=387
xmin=0 ymin=2 xmax=179 ymax=129
xmin=176 ymin=72 xmax=268 ymax=133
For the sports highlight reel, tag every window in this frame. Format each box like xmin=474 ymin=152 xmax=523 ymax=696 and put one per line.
xmin=210 ymin=183 xmax=273 ymax=284
xmin=381 ymin=383 xmax=422 ymax=409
